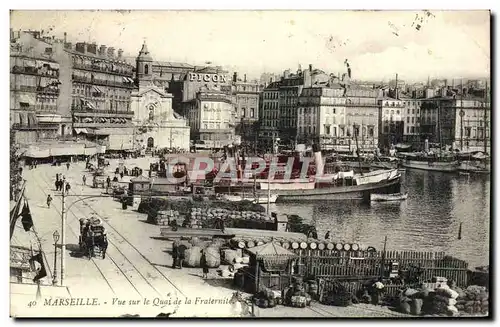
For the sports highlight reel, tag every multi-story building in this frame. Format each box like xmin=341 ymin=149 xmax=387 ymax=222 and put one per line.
xmin=297 ymin=85 xmax=347 ymax=151
xmin=258 ymin=81 xmax=281 ymax=150
xmin=10 ymin=31 xmax=62 ymax=144
xmin=378 ymin=96 xmax=405 ymax=149
xmin=400 ymin=96 xmax=423 ymax=146
xmin=278 ymin=69 xmax=305 ymax=147
xmin=344 ymin=87 xmax=380 ymax=153
xmin=50 ymin=39 xmax=136 ymax=150
xmin=231 ymin=73 xmax=262 ymax=145
xmin=185 ymin=87 xmax=235 ymax=149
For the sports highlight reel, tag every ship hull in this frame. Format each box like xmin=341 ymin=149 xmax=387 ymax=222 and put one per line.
xmin=458 ymin=161 xmax=491 ymax=174
xmin=401 ymin=160 xmax=458 ymax=172
xmin=267 ymin=177 xmax=401 ymax=202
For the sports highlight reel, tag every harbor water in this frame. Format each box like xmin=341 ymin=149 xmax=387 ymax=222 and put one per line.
xmin=271 ymin=170 xmax=490 ymax=269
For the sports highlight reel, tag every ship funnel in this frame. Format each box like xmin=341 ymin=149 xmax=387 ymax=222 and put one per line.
xmin=424 ymin=139 xmax=429 ymax=153
xmin=312 ymin=143 xmax=324 ymax=177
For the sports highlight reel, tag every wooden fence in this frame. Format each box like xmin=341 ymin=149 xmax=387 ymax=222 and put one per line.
xmin=293 ymin=249 xmax=469 ymax=290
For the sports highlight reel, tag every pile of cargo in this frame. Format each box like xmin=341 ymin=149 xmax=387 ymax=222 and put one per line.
xmin=252 ymin=288 xmax=282 ymax=308
xmin=186 ymin=208 xmax=273 ymax=229
xmin=396 ymin=278 xmax=488 ymax=316
xmin=455 ymin=285 xmax=489 ymax=315
xmin=230 ymin=237 xmax=365 ymax=252
xmin=282 ymin=277 xmax=312 ymax=308
xmin=321 ymin=279 xmax=357 ymax=307
xmin=149 ymin=210 xmax=180 ymax=225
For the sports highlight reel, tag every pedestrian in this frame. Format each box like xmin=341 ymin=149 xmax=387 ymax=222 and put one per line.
xmin=325 ymin=231 xmax=331 ymax=240
xmin=177 ymin=243 xmax=187 ymax=269
xmin=66 ymin=162 xmax=70 ymax=170
xmin=54 ymin=180 xmax=59 ymax=191
xmin=172 ymin=241 xmax=179 ymax=269
xmin=200 ymin=250 xmax=209 ymax=279
xmin=65 ymin=183 xmax=71 ymax=193
xmin=46 ymin=194 xmax=52 ymax=208
xmin=106 ymin=176 xmax=111 ymax=188
xmin=82 ymin=175 xmax=87 ymax=186
xmin=120 ymin=171 xmax=124 ymax=180
xmin=34 ymin=160 xmax=37 ymax=169
xmin=56 ymin=173 xmax=59 ymax=182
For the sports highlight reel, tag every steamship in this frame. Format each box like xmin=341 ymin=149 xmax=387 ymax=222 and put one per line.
xmin=213 ymin=144 xmax=402 ymax=202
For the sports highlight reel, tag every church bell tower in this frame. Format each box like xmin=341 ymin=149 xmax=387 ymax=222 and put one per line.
xmin=136 ymin=40 xmax=153 ymax=87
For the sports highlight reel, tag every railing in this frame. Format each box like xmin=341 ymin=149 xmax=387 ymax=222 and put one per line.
xmin=72 ymin=62 xmax=134 ymax=77
xmin=11 ymin=66 xmax=60 ymax=78
xmin=71 ymin=75 xmax=135 ymax=89
xmin=71 ymin=106 xmax=134 ymax=115
xmin=36 ymin=86 xmax=60 ymax=95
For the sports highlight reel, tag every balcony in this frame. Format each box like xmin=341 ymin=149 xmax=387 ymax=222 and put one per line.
xmin=72 ymin=106 xmax=134 ymax=116
xmin=36 ymin=86 xmax=60 ymax=95
xmin=11 ymin=66 xmax=59 ymax=78
xmin=72 ymin=62 xmax=134 ymax=77
xmin=36 ymin=112 xmax=62 ymax=123
xmin=71 ymin=75 xmax=135 ymax=89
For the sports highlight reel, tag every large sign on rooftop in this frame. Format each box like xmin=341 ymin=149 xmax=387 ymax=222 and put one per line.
xmin=188 ymin=72 xmax=228 ymax=84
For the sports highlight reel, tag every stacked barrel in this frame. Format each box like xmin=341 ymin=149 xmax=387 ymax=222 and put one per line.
xmin=229 ymin=237 xmax=366 ymax=252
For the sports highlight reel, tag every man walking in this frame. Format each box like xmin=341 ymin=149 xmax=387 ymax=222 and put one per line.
xmin=82 ymin=175 xmax=87 ymax=186
xmin=46 ymin=195 xmax=52 ymax=208
xmin=66 ymin=162 xmax=70 ymax=170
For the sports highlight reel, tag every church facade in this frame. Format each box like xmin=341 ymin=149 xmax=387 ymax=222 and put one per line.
xmin=130 ymin=42 xmax=190 ymax=151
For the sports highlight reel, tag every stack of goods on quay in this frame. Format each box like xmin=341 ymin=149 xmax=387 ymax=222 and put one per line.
xmin=138 ymin=198 xmax=265 ymax=225
xmin=395 ymin=279 xmax=489 ymax=316
xmin=186 ymin=208 xmax=272 ymax=229
xmin=282 ymin=277 xmax=312 ymax=308
xmin=180 ymin=238 xmax=226 ymax=268
xmin=252 ymin=288 xmax=283 ymax=308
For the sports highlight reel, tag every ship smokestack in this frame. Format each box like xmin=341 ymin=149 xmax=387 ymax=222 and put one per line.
xmin=312 ymin=143 xmax=324 ymax=178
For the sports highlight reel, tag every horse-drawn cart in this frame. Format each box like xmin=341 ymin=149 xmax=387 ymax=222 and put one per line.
xmin=79 ymin=217 xmax=108 ymax=259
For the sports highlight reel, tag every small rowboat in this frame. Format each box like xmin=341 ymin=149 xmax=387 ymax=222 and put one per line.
xmin=370 ymin=192 xmax=408 ymax=202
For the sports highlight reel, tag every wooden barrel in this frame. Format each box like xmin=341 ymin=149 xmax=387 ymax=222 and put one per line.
xmin=256 ymin=240 xmax=265 ymax=246
xmin=300 ymin=242 xmax=308 ymax=249
xmin=343 ymin=243 xmax=351 ymax=251
xmin=335 ymin=243 xmax=343 ymax=250
xmin=309 ymin=242 xmax=317 ymax=250
xmin=247 ymin=240 xmax=255 ymax=248
xmin=281 ymin=242 xmax=290 ymax=249
xmin=291 ymin=242 xmax=299 ymax=249
xmin=358 ymin=243 xmax=367 ymax=251
xmin=326 ymin=243 xmax=334 ymax=250
xmin=318 ymin=243 xmax=325 ymax=250
xmin=185 ymin=246 xmax=202 ymax=267
xmin=237 ymin=240 xmax=246 ymax=249
xmin=351 ymin=243 xmax=359 ymax=251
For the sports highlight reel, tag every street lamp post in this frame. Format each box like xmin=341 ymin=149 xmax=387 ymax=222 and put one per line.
xmin=60 ymin=180 xmax=67 ymax=286
xmin=52 ymin=230 xmax=60 ymax=285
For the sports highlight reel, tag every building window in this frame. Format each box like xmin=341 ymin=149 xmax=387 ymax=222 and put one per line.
xmin=412 ymin=117 xmax=415 ymax=123
xmin=325 ymin=125 xmax=331 ymax=135
xmin=241 ymin=108 xmax=246 ymax=118
xmin=250 ymin=108 xmax=255 ymax=118
xmin=368 ymin=127 xmax=374 ymax=137
xmin=407 ymin=117 xmax=410 ymax=123
xmin=407 ymin=126 xmax=410 ymax=134
xmin=332 ymin=126 xmax=337 ymax=136
xmin=144 ymin=64 xmax=149 ymax=75
xmin=204 ymin=124 xmax=208 ymax=129
xmin=396 ymin=110 xmax=400 ymax=114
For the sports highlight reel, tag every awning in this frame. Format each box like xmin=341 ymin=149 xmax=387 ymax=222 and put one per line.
xmin=127 ymin=77 xmax=135 ymax=83
xmin=122 ymin=77 xmax=128 ymax=83
xmin=19 ymin=94 xmax=36 ymax=105
xmin=83 ymin=100 xmax=96 ymax=110
xmin=48 ymin=62 xmax=59 ymax=69
xmin=93 ymin=85 xmax=102 ymax=93
xmin=74 ymin=128 xmax=88 ymax=134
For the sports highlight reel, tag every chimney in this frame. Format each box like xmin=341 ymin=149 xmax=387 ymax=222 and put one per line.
xmin=87 ymin=42 xmax=97 ymax=54
xmin=99 ymin=45 xmax=107 ymax=56
xmin=64 ymin=32 xmax=67 ymax=43
xmin=244 ymin=74 xmax=247 ymax=82
xmin=75 ymin=42 xmax=86 ymax=53
xmin=233 ymin=72 xmax=237 ymax=83
xmin=395 ymin=73 xmax=399 ymax=99
xmin=107 ymin=47 xmax=115 ymax=58
xmin=118 ymin=48 xmax=123 ymax=58
xmin=309 ymin=64 xmax=312 ymax=72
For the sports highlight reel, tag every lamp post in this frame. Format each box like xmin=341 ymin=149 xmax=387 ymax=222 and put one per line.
xmin=52 ymin=230 xmax=60 ymax=286
xmin=60 ymin=179 xmax=66 ymax=286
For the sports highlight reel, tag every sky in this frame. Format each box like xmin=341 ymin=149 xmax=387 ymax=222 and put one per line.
xmin=9 ymin=10 xmax=490 ymax=82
